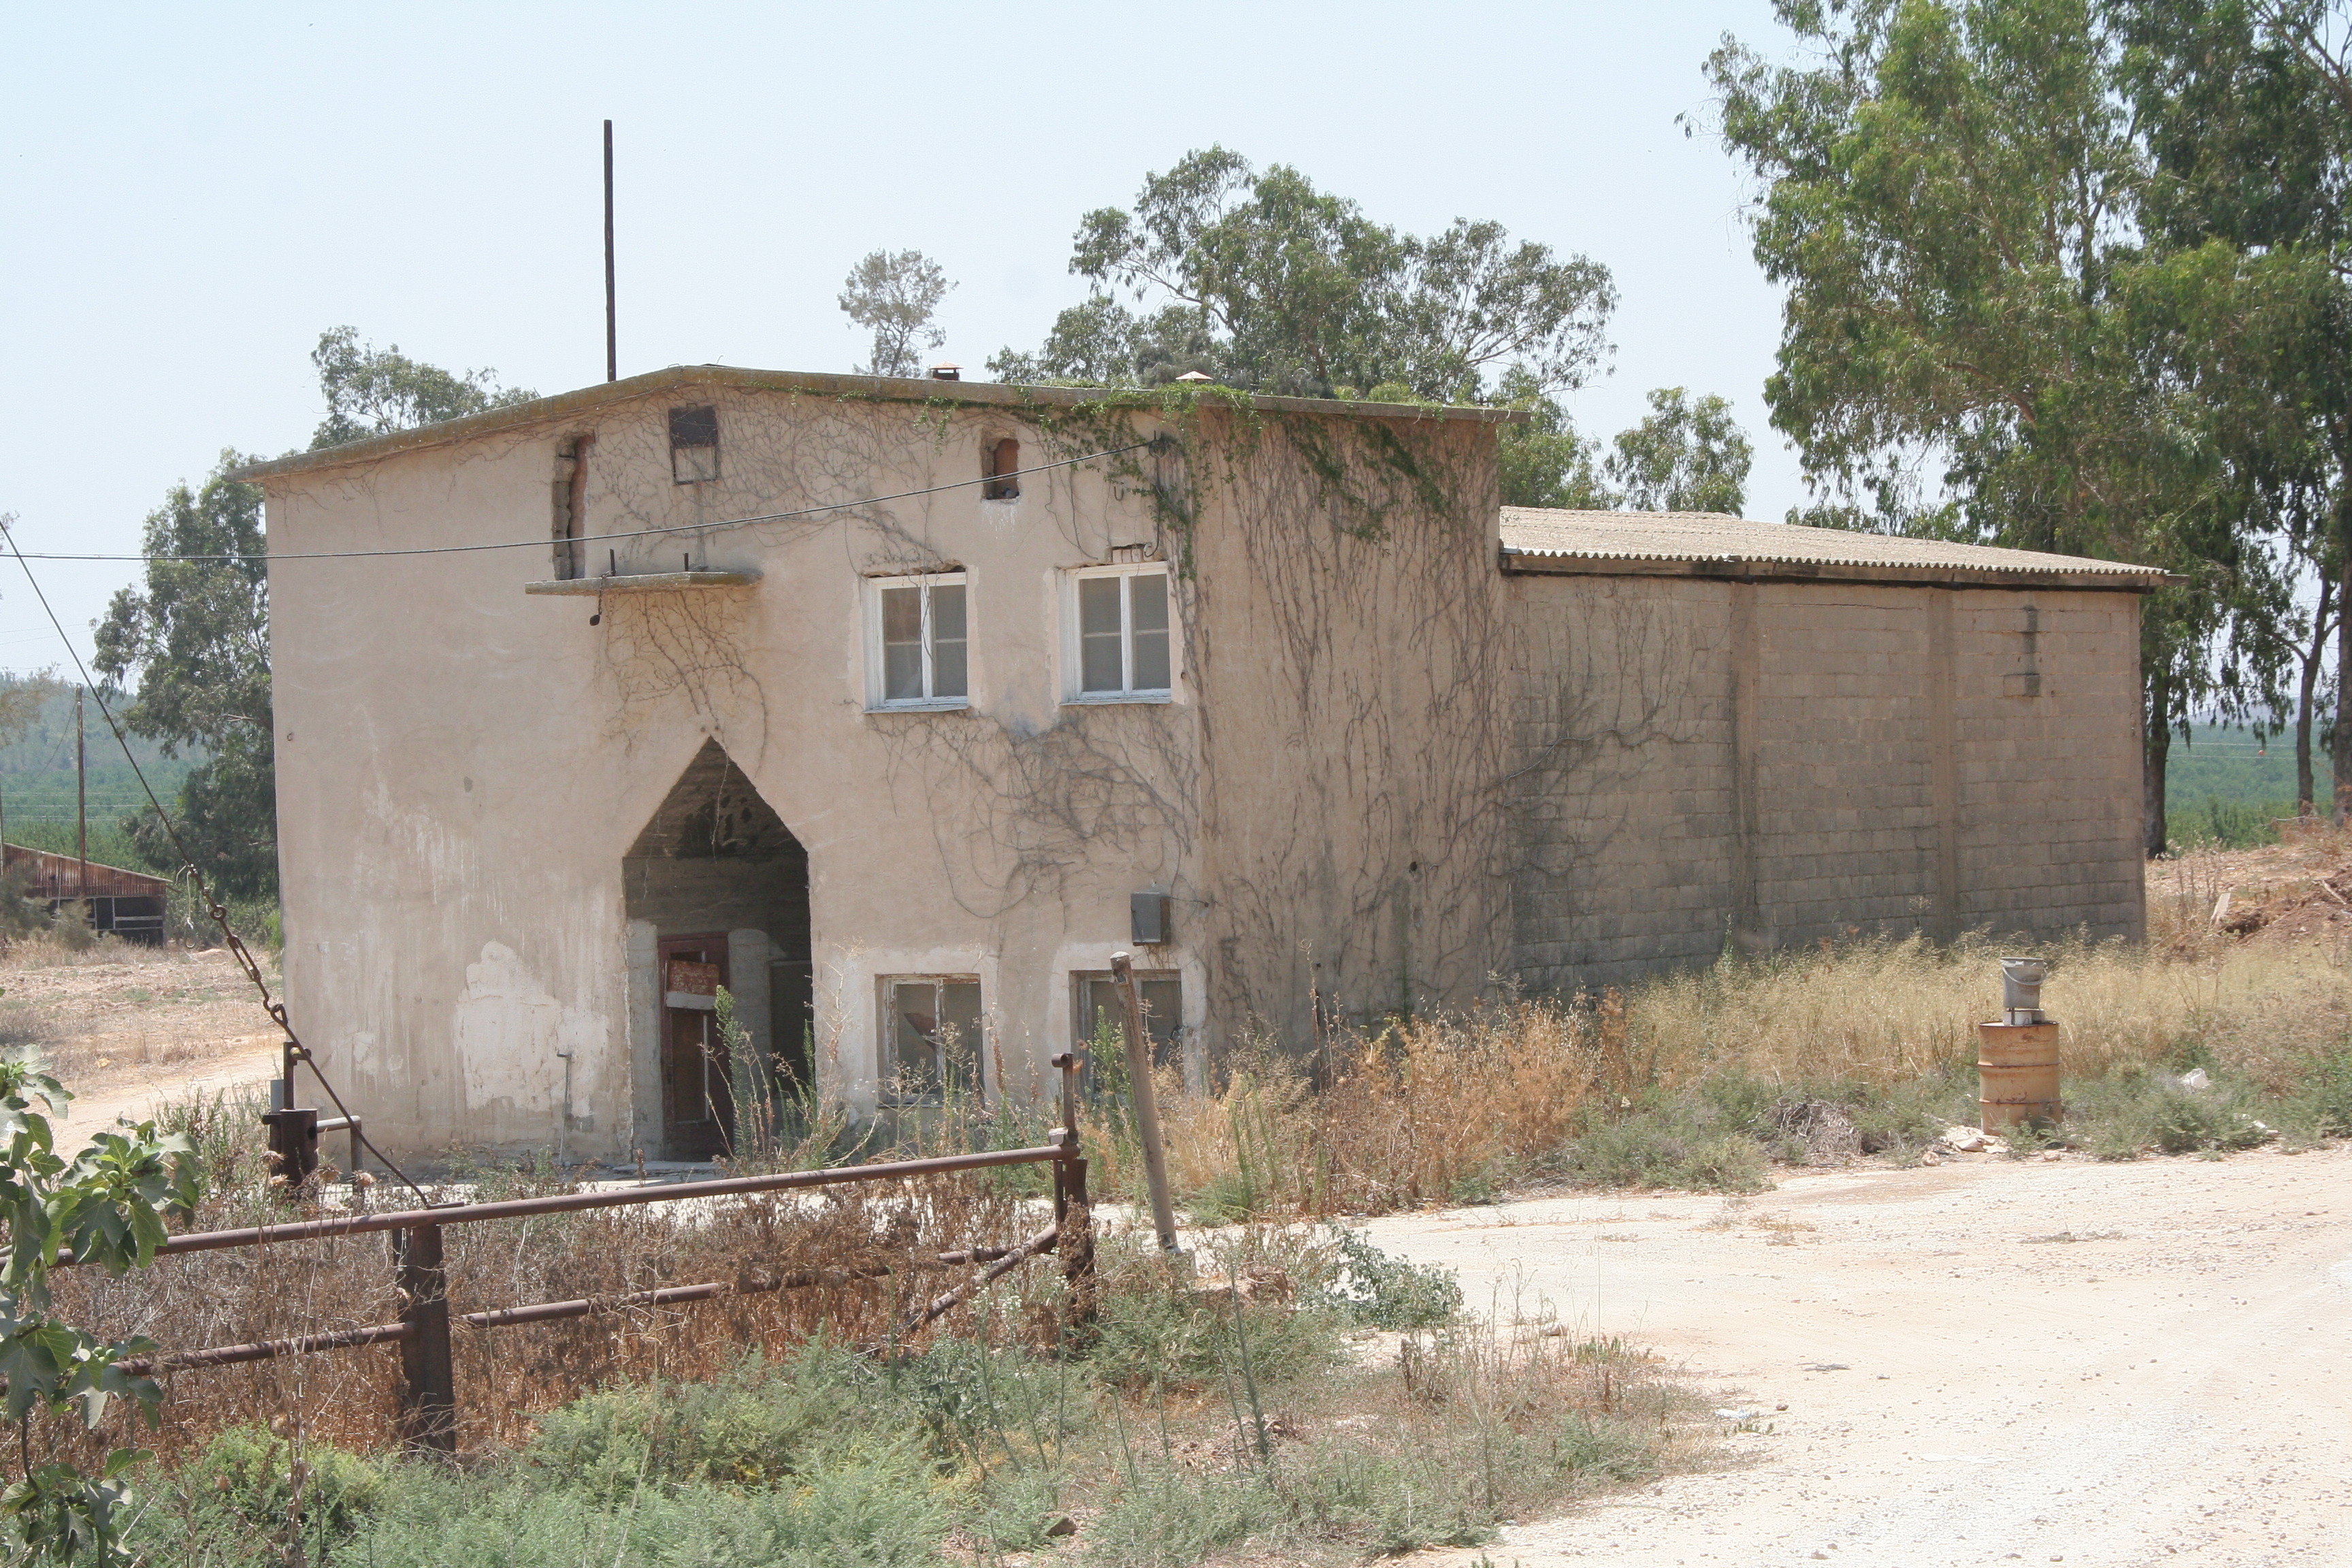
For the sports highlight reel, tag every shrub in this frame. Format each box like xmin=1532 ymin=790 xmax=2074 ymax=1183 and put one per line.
xmin=1563 ymin=1096 xmax=1773 ymax=1192
xmin=2065 ymin=1067 xmax=2274 ymax=1159
xmin=1313 ymin=1226 xmax=1463 ymax=1330
xmin=2285 ymin=1048 xmax=2352 ymax=1139
xmin=1086 ymin=1252 xmax=1346 ymax=1392
xmin=524 ymin=1349 xmax=862 ymax=1501
xmin=182 ymin=1424 xmax=383 ymax=1543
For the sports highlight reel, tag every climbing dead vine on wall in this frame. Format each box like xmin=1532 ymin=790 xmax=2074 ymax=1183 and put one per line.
xmin=1501 ymin=590 xmax=1714 ymax=975
xmin=571 ymin=376 xmax=1541 ymax=1051
xmin=872 ymin=708 xmax=1198 ymax=923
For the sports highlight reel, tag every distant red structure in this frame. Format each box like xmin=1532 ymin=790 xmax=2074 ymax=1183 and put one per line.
xmin=2 ymin=844 xmax=168 ymax=944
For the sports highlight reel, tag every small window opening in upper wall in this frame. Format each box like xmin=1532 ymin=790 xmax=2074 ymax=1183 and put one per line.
xmin=983 ymin=437 xmax=1019 ymax=501
xmin=670 ymin=406 xmax=719 ymax=484
xmin=551 ymin=433 xmax=594 ymax=580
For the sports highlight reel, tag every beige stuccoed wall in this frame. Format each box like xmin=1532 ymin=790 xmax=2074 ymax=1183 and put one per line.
xmin=263 ymin=382 xmax=1509 ymax=1160
xmin=267 ymin=386 xmax=1200 ymax=1158
xmin=1179 ymin=408 xmax=1515 ymax=1046
xmin=1504 ymin=573 xmax=2144 ymax=992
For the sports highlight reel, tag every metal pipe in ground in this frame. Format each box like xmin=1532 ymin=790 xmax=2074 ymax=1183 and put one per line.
xmin=1977 ymin=956 xmax=2061 ymax=1131
xmin=394 ymin=1223 xmax=457 ymax=1455
xmin=1112 ymin=951 xmax=1181 ymax=1254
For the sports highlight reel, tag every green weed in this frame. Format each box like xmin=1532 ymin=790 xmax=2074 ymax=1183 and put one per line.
xmin=1313 ymin=1226 xmax=1463 ymax=1330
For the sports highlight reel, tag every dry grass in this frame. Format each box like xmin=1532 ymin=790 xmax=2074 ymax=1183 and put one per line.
xmin=1633 ymin=928 xmax=2351 ymax=1091
xmin=0 ymin=929 xmax=190 ymax=971
xmin=119 ymin=1222 xmax=1714 ymax=1567
xmin=1128 ymin=1001 xmax=1612 ymax=1217
xmin=40 ymin=1094 xmax=1047 ymax=1471
xmin=1105 ymin=914 xmax=2352 ymax=1218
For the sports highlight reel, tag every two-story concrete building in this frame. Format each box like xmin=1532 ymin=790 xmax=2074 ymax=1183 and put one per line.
xmin=236 ymin=366 xmax=2163 ymax=1161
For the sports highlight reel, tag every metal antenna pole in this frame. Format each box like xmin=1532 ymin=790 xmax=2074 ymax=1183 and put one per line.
xmin=604 ymin=119 xmax=617 ymax=383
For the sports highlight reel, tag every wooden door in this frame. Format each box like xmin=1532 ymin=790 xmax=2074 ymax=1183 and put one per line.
xmin=658 ymin=934 xmax=732 ymax=1159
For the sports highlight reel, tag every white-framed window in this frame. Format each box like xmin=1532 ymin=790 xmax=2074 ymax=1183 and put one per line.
xmin=881 ymin=975 xmax=984 ymax=1104
xmin=1064 ymin=564 xmax=1173 ymax=702
xmin=866 ymin=573 xmax=969 ymax=710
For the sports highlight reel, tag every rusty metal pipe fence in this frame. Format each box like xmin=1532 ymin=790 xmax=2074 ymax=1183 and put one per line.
xmin=87 ymin=1055 xmax=1097 ymax=1455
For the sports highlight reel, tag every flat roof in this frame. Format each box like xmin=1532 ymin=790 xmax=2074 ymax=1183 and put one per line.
xmin=230 ymin=365 xmax=1524 ymax=483
xmin=1499 ymin=508 xmax=2176 ymax=591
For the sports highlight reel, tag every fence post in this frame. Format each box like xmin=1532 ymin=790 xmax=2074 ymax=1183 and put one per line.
xmin=1111 ymin=952 xmax=1180 ymax=1254
xmin=1059 ymin=1152 xmax=1096 ymax=1330
xmin=1048 ymin=1050 xmax=1096 ymax=1332
xmin=393 ymin=1224 xmax=457 ymax=1454
xmin=260 ymin=1106 xmax=319 ymax=1189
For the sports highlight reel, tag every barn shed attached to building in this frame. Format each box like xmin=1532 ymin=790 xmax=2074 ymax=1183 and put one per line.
xmin=1499 ymin=508 xmax=2163 ymax=988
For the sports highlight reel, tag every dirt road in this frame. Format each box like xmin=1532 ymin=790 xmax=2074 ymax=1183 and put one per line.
xmin=61 ymin=1039 xmax=280 ymax=1130
xmin=1 ymin=945 xmax=284 ymax=1131
xmin=1373 ymin=1147 xmax=2352 ymax=1568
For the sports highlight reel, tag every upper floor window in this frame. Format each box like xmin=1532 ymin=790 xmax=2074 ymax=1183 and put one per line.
xmin=669 ymin=406 xmax=719 ymax=484
xmin=982 ymin=438 xmax=1021 ymax=501
xmin=867 ymin=574 xmax=968 ymax=709
xmin=1066 ymin=565 xmax=1172 ymax=702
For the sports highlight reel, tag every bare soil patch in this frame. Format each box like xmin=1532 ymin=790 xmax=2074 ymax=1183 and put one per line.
xmin=0 ymin=941 xmax=284 ymax=1127
xmin=2148 ymin=820 xmax=2352 ymax=951
xmin=1378 ymin=1145 xmax=2352 ymax=1567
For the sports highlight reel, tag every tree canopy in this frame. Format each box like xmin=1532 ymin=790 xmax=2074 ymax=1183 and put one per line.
xmin=308 ymin=326 xmax=534 ymax=451
xmin=1605 ymin=388 xmax=1754 ymax=514
xmin=1707 ymin=0 xmax=2352 ymax=848
xmin=990 ymin=147 xmax=1617 ymax=403
xmin=92 ymin=458 xmax=274 ymax=898
xmin=839 ymin=250 xmax=954 ymax=378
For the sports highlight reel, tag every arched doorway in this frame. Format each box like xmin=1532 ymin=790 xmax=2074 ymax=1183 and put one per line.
xmin=623 ymin=740 xmax=812 ymax=1159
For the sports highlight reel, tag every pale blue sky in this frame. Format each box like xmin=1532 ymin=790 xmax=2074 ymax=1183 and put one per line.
xmin=0 ymin=1 xmax=1806 ymax=676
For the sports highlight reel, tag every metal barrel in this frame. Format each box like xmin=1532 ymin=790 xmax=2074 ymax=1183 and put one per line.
xmin=1976 ymin=1020 xmax=2061 ymax=1130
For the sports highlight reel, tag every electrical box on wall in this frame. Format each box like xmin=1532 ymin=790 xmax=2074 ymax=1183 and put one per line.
xmin=1130 ymin=891 xmax=1171 ymax=946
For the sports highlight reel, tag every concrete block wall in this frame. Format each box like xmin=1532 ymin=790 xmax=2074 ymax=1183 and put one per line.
xmin=1503 ymin=577 xmax=1737 ymax=987
xmin=1947 ymin=593 xmax=2145 ymax=935
xmin=1504 ymin=575 xmax=2145 ymax=996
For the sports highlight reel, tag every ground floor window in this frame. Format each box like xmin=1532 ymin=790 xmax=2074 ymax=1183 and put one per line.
xmin=883 ymin=976 xmax=983 ymax=1103
xmin=1073 ymin=970 xmax=1183 ymax=1073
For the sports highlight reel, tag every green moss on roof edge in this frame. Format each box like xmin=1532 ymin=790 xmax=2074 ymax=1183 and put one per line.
xmin=229 ymin=365 xmax=1526 ymax=483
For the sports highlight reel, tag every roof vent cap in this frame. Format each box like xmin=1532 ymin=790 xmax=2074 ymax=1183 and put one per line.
xmin=930 ymin=363 xmax=962 ymax=381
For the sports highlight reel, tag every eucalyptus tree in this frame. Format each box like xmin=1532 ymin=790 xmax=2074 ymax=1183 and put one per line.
xmin=992 ymin=146 xmax=1617 ymax=403
xmin=2113 ymin=0 xmax=2352 ymax=816
xmin=1494 ymin=368 xmax=1612 ymax=510
xmin=1707 ymin=0 xmax=2275 ymax=852
xmin=1605 ymin=387 xmax=1754 ymax=514
xmin=838 ymin=250 xmax=956 ymax=378
xmin=308 ymin=325 xmax=534 ymax=451
xmin=93 ymin=459 xmax=276 ymax=898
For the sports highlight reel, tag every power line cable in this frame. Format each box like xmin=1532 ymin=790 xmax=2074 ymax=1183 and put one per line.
xmin=0 ymin=527 xmax=434 ymax=1206
xmin=7 ymin=442 xmax=1157 ymax=564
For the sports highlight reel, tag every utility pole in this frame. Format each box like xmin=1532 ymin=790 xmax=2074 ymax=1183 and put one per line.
xmin=74 ymin=684 xmax=87 ymax=917
xmin=604 ymin=119 xmax=617 ymax=383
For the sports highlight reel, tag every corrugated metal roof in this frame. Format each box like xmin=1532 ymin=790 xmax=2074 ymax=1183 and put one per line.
xmin=2 ymin=844 xmax=169 ymax=897
xmin=1499 ymin=508 xmax=2172 ymax=586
